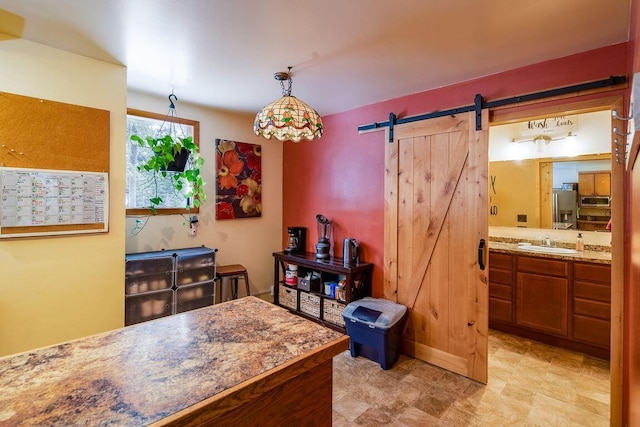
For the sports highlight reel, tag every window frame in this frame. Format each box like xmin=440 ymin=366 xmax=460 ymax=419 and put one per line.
xmin=126 ymin=108 xmax=201 ymax=216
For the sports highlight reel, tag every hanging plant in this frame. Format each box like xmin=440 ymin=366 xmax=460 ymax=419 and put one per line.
xmin=130 ymin=134 xmax=205 ymax=212
xmin=130 ymin=94 xmax=206 ymax=213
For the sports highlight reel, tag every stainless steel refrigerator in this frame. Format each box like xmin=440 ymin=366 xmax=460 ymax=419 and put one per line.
xmin=552 ymin=189 xmax=578 ymax=229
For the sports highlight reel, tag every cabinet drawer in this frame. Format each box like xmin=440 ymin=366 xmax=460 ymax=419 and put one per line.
xmin=574 ymin=298 xmax=610 ymax=321
xmin=278 ymin=286 xmax=298 ymax=310
xmin=176 ymin=265 xmax=215 ymax=287
xmin=574 ymin=263 xmax=611 ymax=284
xmin=517 ymin=256 xmax=568 ymax=277
xmin=125 ymin=290 xmax=173 ymax=326
xmin=323 ymin=300 xmax=346 ymax=327
xmin=489 ymin=252 xmax=513 ymax=270
xmin=489 ymin=298 xmax=512 ymax=323
xmin=573 ymin=315 xmax=610 ymax=348
xmin=574 ymin=280 xmax=611 ymax=303
xmin=126 ymin=273 xmax=172 ymax=295
xmin=299 ymin=291 xmax=321 ymax=318
xmin=489 ymin=269 xmax=512 ymax=286
xmin=176 ymin=282 xmax=214 ymax=313
xmin=489 ymin=283 xmax=512 ymax=300
xmin=125 ymin=256 xmax=174 ymax=277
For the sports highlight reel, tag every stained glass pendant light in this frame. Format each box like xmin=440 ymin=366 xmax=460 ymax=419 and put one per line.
xmin=254 ymin=67 xmax=323 ymax=142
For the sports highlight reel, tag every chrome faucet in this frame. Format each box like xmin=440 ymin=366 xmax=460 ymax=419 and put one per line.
xmin=544 ymin=235 xmax=551 ymax=247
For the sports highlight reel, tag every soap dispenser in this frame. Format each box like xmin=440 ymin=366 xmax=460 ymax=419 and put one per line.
xmin=576 ymin=233 xmax=584 ymax=251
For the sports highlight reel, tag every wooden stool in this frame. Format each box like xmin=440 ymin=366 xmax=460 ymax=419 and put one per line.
xmin=215 ymin=264 xmax=250 ymax=302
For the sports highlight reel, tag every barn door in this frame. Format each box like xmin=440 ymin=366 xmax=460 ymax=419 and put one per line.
xmin=384 ymin=110 xmax=489 ymax=383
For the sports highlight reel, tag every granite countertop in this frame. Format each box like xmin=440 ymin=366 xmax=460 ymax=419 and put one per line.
xmin=489 ymin=241 xmax=611 ymax=264
xmin=0 ymin=297 xmax=346 ymax=426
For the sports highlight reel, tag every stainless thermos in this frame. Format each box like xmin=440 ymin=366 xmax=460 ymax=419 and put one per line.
xmin=343 ymin=238 xmax=359 ymax=267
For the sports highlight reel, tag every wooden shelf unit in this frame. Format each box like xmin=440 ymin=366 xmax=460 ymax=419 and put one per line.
xmin=272 ymin=252 xmax=373 ymax=332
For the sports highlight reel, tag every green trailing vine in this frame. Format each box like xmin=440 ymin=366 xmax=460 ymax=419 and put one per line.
xmin=130 ymin=134 xmax=206 ymax=212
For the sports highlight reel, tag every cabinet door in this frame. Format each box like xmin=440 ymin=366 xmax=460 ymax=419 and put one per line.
xmin=516 ymin=272 xmax=568 ymax=336
xmin=594 ymin=172 xmax=611 ymax=196
xmin=578 ymin=173 xmax=594 ymax=196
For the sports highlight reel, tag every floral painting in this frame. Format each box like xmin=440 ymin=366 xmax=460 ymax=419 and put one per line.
xmin=215 ymin=139 xmax=262 ymax=219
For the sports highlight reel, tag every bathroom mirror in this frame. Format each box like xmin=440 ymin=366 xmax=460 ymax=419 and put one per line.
xmin=489 ymin=110 xmax=612 ymax=232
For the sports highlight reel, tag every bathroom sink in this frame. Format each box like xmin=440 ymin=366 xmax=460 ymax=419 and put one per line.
xmin=519 ymin=245 xmax=578 ymax=255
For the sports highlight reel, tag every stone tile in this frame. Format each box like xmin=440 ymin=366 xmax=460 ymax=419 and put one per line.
xmin=333 ymin=393 xmax=371 ymax=423
xmin=412 ymin=390 xmax=454 ymax=419
xmin=577 ymin=383 xmax=610 ymax=405
xmin=436 ymin=404 xmax=482 ymax=426
xmin=518 ymin=353 xmax=552 ymax=370
xmin=353 ymin=405 xmax=395 ymax=426
xmin=581 ymin=357 xmax=611 ymax=382
xmin=394 ymin=406 xmax=439 ymax=427
xmin=332 ymin=410 xmax=352 ymax=427
xmin=500 ymin=383 xmax=536 ymax=406
xmin=568 ymin=405 xmax=610 ymax=427
xmin=432 ymin=371 xmax=475 ymax=395
xmin=539 ymin=371 xmax=578 ymax=404
xmin=574 ymin=393 xmax=610 ymax=418
xmin=399 ymin=364 xmax=446 ymax=389
xmin=525 ymin=394 xmax=575 ymax=426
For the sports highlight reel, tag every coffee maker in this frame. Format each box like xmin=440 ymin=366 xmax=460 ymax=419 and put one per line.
xmin=284 ymin=227 xmax=306 ymax=254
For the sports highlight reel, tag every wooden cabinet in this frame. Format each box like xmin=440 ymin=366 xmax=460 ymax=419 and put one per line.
xmin=578 ymin=171 xmax=611 ymax=196
xmin=516 ymin=256 xmax=569 ymax=336
xmin=273 ymin=252 xmax=373 ymax=332
xmin=572 ymin=262 xmax=611 ymax=348
xmin=489 ymin=252 xmax=514 ymax=323
xmin=488 ymin=250 xmax=611 ymax=359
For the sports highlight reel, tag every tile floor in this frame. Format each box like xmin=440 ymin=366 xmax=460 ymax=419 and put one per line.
xmin=332 ymin=330 xmax=610 ymax=426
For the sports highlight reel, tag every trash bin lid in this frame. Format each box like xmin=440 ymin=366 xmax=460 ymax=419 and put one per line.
xmin=343 ymin=297 xmax=407 ymax=329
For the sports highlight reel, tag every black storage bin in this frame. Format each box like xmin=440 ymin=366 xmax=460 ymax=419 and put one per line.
xmin=342 ymin=297 xmax=407 ymax=370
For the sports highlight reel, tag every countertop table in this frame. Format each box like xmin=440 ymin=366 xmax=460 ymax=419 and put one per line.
xmin=0 ymin=296 xmax=349 ymax=426
xmin=489 ymin=241 xmax=611 ymax=264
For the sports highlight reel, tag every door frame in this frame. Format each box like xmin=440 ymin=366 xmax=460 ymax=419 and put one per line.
xmin=491 ymin=94 xmax=625 ymax=425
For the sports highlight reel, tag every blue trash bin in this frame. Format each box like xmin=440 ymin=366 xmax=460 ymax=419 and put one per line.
xmin=342 ymin=297 xmax=408 ymax=370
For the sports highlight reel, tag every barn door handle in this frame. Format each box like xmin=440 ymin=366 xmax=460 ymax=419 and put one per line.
xmin=478 ymin=239 xmax=486 ymax=271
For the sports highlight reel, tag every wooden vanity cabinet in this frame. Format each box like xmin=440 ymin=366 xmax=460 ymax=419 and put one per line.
xmin=572 ymin=262 xmax=611 ymax=348
xmin=488 ymin=251 xmax=611 ymax=359
xmin=488 ymin=252 xmax=514 ymax=323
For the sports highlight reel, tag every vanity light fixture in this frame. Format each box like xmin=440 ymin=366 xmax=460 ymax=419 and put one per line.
xmin=511 ymin=131 xmax=575 ymax=144
xmin=254 ymin=67 xmax=323 ymax=142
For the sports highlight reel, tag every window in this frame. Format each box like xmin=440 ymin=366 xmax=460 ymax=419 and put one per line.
xmin=126 ymin=108 xmax=200 ymax=215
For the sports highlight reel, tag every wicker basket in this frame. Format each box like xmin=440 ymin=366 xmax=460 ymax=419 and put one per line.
xmin=278 ymin=286 xmax=297 ymax=310
xmin=323 ymin=300 xmax=346 ymax=327
xmin=299 ymin=291 xmax=321 ymax=318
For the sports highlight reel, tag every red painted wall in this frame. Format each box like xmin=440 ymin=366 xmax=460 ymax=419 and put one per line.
xmin=282 ymin=43 xmax=629 ymax=297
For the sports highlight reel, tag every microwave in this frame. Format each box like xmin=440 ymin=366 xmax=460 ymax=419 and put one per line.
xmin=580 ymin=196 xmax=610 ymax=207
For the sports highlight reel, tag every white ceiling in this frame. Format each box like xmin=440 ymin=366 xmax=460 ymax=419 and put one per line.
xmin=0 ymin=0 xmax=631 ymax=116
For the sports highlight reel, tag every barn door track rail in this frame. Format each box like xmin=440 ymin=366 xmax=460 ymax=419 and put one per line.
xmin=357 ymin=75 xmax=627 ymax=143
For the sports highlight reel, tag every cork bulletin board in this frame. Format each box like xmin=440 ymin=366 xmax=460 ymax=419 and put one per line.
xmin=0 ymin=91 xmax=110 ymax=237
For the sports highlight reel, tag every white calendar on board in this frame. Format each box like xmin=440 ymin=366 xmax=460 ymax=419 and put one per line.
xmin=0 ymin=167 xmax=108 ymax=238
